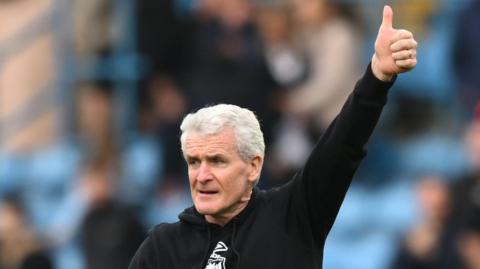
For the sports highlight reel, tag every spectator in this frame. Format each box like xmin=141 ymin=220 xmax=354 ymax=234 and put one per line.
xmin=79 ymin=158 xmax=145 ymax=269
xmin=255 ymin=2 xmax=305 ymax=87
xmin=285 ymin=0 xmax=361 ymax=133
xmin=391 ymin=176 xmax=461 ymax=269
xmin=267 ymin=0 xmax=361 ymax=184
xmin=450 ymin=103 xmax=480 ymax=230
xmin=457 ymin=218 xmax=480 ymax=269
xmin=75 ymin=81 xmax=118 ymax=167
xmin=145 ymin=74 xmax=188 ymax=185
xmin=182 ymin=0 xmax=279 ymax=142
xmin=452 ymin=0 xmax=480 ymax=114
xmin=0 ymin=197 xmax=53 ymax=269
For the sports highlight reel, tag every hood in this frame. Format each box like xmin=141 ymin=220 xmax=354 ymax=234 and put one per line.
xmin=178 ymin=206 xmax=207 ymax=227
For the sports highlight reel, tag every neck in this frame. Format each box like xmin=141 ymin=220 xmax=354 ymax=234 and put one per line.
xmin=205 ymin=189 xmax=253 ymax=226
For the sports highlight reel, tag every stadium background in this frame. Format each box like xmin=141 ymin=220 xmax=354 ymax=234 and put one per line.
xmin=1 ymin=0 xmax=480 ymax=268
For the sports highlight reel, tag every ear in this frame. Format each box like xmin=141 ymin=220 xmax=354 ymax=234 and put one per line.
xmin=247 ymin=155 xmax=263 ymax=184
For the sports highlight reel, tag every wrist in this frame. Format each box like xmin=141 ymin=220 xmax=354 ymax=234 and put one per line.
xmin=371 ymin=54 xmax=394 ymax=82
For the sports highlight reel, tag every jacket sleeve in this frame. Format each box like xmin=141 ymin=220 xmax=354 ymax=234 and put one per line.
xmin=278 ymin=63 xmax=395 ymax=245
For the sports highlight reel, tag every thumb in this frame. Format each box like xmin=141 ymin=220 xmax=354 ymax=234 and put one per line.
xmin=381 ymin=5 xmax=393 ymax=29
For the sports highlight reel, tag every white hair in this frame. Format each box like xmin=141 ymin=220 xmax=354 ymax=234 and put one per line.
xmin=180 ymin=104 xmax=265 ymax=162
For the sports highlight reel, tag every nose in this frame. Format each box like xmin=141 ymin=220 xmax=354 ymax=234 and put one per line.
xmin=196 ymin=162 xmax=212 ymax=183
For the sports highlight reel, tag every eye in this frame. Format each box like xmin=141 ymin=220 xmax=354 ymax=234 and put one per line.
xmin=187 ymin=158 xmax=200 ymax=167
xmin=211 ymin=156 xmax=227 ymax=166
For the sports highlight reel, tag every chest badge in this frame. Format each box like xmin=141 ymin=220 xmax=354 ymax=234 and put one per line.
xmin=205 ymin=241 xmax=228 ymax=269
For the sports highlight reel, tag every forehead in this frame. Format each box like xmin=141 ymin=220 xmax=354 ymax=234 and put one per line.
xmin=185 ymin=128 xmax=238 ymax=156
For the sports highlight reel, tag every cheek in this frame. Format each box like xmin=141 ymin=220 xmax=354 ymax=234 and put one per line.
xmin=188 ymin=170 xmax=197 ymax=188
xmin=221 ymin=167 xmax=250 ymax=194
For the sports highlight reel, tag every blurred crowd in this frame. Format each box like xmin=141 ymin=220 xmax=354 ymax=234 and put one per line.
xmin=0 ymin=0 xmax=480 ymax=268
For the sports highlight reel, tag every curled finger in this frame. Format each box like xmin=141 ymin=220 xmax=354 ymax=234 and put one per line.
xmin=390 ymin=39 xmax=418 ymax=52
xmin=392 ymin=49 xmax=416 ymax=60
xmin=395 ymin=58 xmax=417 ymax=69
xmin=391 ymin=29 xmax=413 ymax=44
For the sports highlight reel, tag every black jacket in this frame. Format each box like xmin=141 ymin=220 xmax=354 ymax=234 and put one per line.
xmin=129 ymin=64 xmax=395 ymax=269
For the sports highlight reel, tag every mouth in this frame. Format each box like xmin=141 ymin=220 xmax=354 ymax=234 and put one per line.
xmin=197 ymin=190 xmax=219 ymax=197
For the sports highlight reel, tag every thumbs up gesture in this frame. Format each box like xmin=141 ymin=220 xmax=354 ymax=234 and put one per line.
xmin=372 ymin=5 xmax=417 ymax=81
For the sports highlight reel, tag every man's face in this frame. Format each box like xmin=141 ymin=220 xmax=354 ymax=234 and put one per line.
xmin=185 ymin=128 xmax=261 ymax=224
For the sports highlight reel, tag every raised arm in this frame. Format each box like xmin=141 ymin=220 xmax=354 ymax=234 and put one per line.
xmin=275 ymin=5 xmax=417 ymax=245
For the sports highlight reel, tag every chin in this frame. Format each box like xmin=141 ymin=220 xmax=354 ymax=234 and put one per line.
xmin=194 ymin=201 xmax=220 ymax=215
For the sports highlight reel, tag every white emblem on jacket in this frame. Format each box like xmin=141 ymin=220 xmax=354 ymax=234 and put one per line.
xmin=205 ymin=241 xmax=228 ymax=269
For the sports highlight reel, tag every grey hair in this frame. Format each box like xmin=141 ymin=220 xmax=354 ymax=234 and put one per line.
xmin=180 ymin=104 xmax=265 ymax=162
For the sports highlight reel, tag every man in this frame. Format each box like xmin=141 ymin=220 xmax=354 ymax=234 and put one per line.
xmin=129 ymin=5 xmax=417 ymax=269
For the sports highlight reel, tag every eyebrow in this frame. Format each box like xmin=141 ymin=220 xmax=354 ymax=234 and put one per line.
xmin=206 ymin=154 xmax=226 ymax=160
xmin=186 ymin=153 xmax=226 ymax=160
xmin=185 ymin=155 xmax=199 ymax=161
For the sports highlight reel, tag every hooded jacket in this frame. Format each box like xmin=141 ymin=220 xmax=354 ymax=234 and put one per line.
xmin=129 ymin=64 xmax=395 ymax=269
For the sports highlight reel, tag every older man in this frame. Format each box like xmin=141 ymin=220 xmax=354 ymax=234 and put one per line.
xmin=129 ymin=5 xmax=417 ymax=269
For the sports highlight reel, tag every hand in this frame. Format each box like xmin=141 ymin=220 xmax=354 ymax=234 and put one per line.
xmin=372 ymin=5 xmax=417 ymax=81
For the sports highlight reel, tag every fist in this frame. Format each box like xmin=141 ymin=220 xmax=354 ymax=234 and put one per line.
xmin=372 ymin=5 xmax=417 ymax=81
